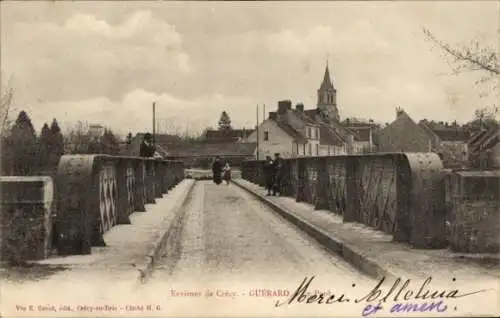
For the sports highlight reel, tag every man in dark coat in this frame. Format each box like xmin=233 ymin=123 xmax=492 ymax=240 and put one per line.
xmin=139 ymin=133 xmax=156 ymax=157
xmin=212 ymin=156 xmax=223 ymax=185
xmin=272 ymin=153 xmax=284 ymax=196
xmin=263 ymin=155 xmax=274 ymax=195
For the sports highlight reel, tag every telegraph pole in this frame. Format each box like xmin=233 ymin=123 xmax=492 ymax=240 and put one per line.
xmin=152 ymin=101 xmax=156 ymax=147
xmin=256 ymin=104 xmax=260 ymax=160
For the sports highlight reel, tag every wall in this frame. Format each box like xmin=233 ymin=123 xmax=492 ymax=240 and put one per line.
xmin=319 ymin=144 xmax=347 ymax=156
xmin=305 ymin=139 xmax=320 ymax=156
xmin=377 ymin=113 xmax=433 ymax=152
xmin=246 ymin=119 xmax=295 ymax=160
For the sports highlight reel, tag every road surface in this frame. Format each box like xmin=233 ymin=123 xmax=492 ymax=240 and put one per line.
xmin=146 ymin=181 xmax=375 ymax=286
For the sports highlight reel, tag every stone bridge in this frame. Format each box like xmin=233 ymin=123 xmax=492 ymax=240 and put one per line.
xmin=1 ymin=152 xmax=498 ymax=265
xmin=1 ymin=155 xmax=184 ymax=263
xmin=240 ymin=152 xmax=500 ymax=253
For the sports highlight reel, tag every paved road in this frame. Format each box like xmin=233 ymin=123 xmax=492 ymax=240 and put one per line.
xmin=146 ymin=181 xmax=374 ymax=288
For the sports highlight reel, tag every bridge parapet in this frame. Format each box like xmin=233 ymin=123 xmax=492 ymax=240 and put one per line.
xmin=0 ymin=176 xmax=54 ymax=264
xmin=241 ymin=153 xmax=448 ymax=249
xmin=1 ymin=155 xmax=184 ymax=263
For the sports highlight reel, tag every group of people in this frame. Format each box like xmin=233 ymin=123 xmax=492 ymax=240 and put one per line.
xmin=263 ymin=153 xmax=284 ymax=196
xmin=140 ymin=133 xmax=283 ymax=193
xmin=212 ymin=156 xmax=232 ymax=185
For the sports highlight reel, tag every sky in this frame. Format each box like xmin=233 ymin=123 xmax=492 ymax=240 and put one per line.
xmin=1 ymin=1 xmax=498 ymax=136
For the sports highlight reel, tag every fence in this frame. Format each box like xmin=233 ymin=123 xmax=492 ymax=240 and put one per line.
xmin=241 ymin=153 xmax=448 ymax=249
xmin=1 ymin=155 xmax=184 ymax=263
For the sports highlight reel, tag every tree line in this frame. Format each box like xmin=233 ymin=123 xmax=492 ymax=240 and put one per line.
xmin=1 ymin=110 xmax=121 ymax=176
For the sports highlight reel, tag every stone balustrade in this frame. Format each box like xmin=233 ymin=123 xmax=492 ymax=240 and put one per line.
xmin=241 ymin=153 xmax=450 ymax=250
xmin=0 ymin=155 xmax=184 ymax=263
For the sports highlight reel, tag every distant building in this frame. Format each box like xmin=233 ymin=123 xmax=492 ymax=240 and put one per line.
xmin=203 ymin=128 xmax=254 ymax=143
xmin=123 ymin=132 xmax=256 ymax=167
xmin=88 ymin=124 xmax=105 ymax=139
xmin=244 ymin=63 xmax=378 ymax=159
xmin=376 ymin=108 xmax=471 ymax=168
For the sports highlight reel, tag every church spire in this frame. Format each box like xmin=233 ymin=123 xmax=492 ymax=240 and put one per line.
xmin=320 ymin=61 xmax=334 ymax=91
xmin=317 ymin=61 xmax=339 ymax=122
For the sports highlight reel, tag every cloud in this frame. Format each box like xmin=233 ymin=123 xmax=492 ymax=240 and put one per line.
xmin=2 ymin=10 xmax=191 ymax=102
xmin=2 ymin=2 xmax=498 ymax=133
xmin=26 ymin=89 xmax=257 ymax=136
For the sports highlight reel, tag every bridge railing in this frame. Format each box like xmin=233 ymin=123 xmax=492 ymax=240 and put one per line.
xmin=1 ymin=155 xmax=184 ymax=263
xmin=242 ymin=153 xmax=448 ymax=249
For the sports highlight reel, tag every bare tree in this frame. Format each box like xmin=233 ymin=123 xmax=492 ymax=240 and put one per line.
xmin=0 ymin=78 xmax=16 ymax=137
xmin=423 ymin=28 xmax=499 ymax=88
xmin=63 ymin=120 xmax=92 ymax=154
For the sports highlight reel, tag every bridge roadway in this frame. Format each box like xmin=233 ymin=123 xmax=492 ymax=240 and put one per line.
xmin=138 ymin=180 xmax=376 ymax=316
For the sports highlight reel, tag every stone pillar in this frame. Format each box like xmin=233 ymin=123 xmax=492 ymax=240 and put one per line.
xmin=115 ymin=159 xmax=132 ymax=225
xmin=0 ymin=177 xmax=54 ymax=263
xmin=145 ymin=160 xmax=156 ymax=204
xmin=405 ymin=153 xmax=447 ymax=249
xmin=449 ymin=171 xmax=500 ymax=253
xmin=295 ymin=159 xmax=306 ymax=202
xmin=344 ymin=156 xmax=359 ymax=223
xmin=134 ymin=160 xmax=146 ymax=212
xmin=154 ymin=161 xmax=163 ymax=198
xmin=314 ymin=157 xmax=330 ymax=210
xmin=393 ymin=154 xmax=412 ymax=243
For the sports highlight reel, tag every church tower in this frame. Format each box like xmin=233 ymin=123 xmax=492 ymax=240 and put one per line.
xmin=317 ymin=62 xmax=339 ymax=122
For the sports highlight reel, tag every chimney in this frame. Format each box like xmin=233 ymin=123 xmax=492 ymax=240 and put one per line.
xmin=269 ymin=112 xmax=277 ymax=121
xmin=278 ymin=100 xmax=292 ymax=114
xmin=396 ymin=107 xmax=404 ymax=118
xmin=296 ymin=103 xmax=304 ymax=112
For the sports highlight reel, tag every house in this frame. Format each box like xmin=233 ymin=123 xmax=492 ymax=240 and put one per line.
xmin=342 ymin=120 xmax=377 ymax=153
xmin=245 ymin=63 xmax=386 ymax=158
xmin=124 ymin=132 xmax=256 ymax=167
xmin=203 ymin=128 xmax=254 ymax=143
xmin=467 ymin=128 xmax=500 ymax=170
xmin=376 ymin=108 xmax=471 ymax=168
xmin=88 ymin=124 xmax=105 ymax=139
xmin=244 ymin=100 xmax=317 ymax=159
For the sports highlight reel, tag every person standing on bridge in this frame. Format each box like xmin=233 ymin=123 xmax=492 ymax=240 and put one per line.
xmin=139 ymin=133 xmax=156 ymax=157
xmin=263 ymin=155 xmax=275 ymax=195
xmin=212 ymin=156 xmax=223 ymax=185
xmin=222 ymin=162 xmax=231 ymax=185
xmin=272 ymin=153 xmax=284 ymax=196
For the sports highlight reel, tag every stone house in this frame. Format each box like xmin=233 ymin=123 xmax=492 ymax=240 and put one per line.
xmin=376 ymin=108 xmax=471 ymax=168
xmin=245 ymin=100 xmax=322 ymax=159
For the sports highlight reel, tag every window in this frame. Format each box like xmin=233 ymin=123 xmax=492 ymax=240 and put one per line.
xmin=303 ymin=144 xmax=306 ymax=155
xmin=307 ymin=127 xmax=311 ymax=138
xmin=296 ymin=143 xmax=299 ymax=154
xmin=308 ymin=143 xmax=312 ymax=155
xmin=316 ymin=144 xmax=319 ymax=155
xmin=264 ymin=131 xmax=269 ymax=141
xmin=316 ymin=128 xmax=320 ymax=140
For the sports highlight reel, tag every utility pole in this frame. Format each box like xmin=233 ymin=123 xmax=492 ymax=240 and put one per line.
xmin=256 ymin=104 xmax=260 ymax=160
xmin=152 ymin=101 xmax=156 ymax=147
